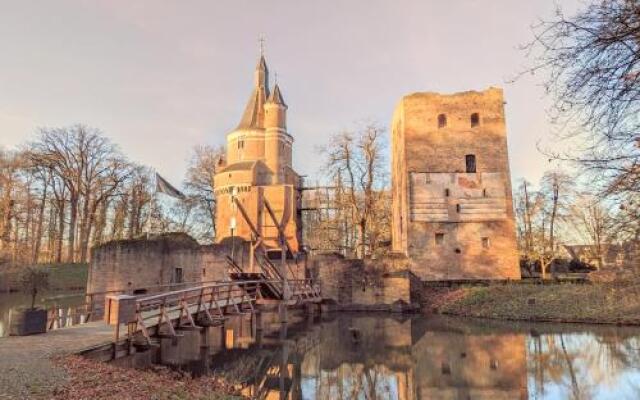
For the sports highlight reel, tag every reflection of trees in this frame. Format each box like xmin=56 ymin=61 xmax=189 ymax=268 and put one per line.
xmin=528 ymin=332 xmax=640 ymax=399
xmin=317 ymin=364 xmax=395 ymax=400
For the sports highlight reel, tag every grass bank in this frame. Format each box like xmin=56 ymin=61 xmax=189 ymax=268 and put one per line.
xmin=0 ymin=263 xmax=88 ymax=293
xmin=426 ymin=281 xmax=640 ymax=325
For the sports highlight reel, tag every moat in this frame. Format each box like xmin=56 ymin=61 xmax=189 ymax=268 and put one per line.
xmin=111 ymin=311 xmax=640 ymax=400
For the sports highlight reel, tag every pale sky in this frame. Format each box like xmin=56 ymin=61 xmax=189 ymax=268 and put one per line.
xmin=0 ymin=0 xmax=581 ymax=187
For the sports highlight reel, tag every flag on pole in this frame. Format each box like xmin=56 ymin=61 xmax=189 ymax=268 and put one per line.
xmin=155 ymin=173 xmax=185 ymax=199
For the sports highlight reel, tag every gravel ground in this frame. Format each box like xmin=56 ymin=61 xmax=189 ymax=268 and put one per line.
xmin=0 ymin=321 xmax=114 ymax=399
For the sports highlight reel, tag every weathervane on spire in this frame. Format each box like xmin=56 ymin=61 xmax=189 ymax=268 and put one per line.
xmin=258 ymin=35 xmax=266 ymax=56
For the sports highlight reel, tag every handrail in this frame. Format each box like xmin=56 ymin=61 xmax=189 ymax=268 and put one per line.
xmin=135 ymin=280 xmax=265 ymax=303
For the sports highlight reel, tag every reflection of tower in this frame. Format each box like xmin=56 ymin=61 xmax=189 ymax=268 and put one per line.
xmin=396 ymin=370 xmax=415 ymax=400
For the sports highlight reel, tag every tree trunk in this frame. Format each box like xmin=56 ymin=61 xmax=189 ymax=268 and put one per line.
xmin=79 ymin=194 xmax=92 ymax=263
xmin=67 ymin=194 xmax=78 ymax=262
xmin=55 ymin=199 xmax=65 ymax=263
xmin=358 ymin=219 xmax=366 ymax=259
xmin=32 ymin=180 xmax=48 ymax=263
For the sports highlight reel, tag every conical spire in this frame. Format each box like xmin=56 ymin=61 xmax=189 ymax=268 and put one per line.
xmin=237 ymin=55 xmax=270 ymax=129
xmin=254 ymin=55 xmax=269 ymax=89
xmin=268 ymin=84 xmax=287 ymax=107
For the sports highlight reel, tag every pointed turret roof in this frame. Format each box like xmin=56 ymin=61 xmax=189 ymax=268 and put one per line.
xmin=268 ymin=84 xmax=287 ymax=107
xmin=237 ymin=55 xmax=270 ymax=129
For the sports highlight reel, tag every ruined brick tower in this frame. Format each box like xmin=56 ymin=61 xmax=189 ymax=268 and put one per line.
xmin=391 ymin=87 xmax=520 ymax=280
xmin=213 ymin=54 xmax=300 ymax=251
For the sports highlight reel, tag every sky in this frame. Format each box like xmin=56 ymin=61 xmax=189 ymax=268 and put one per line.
xmin=0 ymin=0 xmax=582 ymax=187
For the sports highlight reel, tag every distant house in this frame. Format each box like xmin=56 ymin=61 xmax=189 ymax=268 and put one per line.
xmin=562 ymin=242 xmax=638 ymax=269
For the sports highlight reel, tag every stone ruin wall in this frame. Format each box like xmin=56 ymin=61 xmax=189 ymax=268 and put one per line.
xmin=87 ymin=233 xmax=228 ymax=315
xmin=309 ymin=254 xmax=421 ymax=310
xmin=392 ymin=88 xmax=520 ymax=281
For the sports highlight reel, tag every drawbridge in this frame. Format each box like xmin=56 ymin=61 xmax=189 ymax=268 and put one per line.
xmin=103 ymin=197 xmax=321 ymax=348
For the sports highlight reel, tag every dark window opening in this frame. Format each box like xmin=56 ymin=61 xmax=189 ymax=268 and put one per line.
xmin=490 ymin=359 xmax=499 ymax=370
xmin=482 ymin=188 xmax=487 ymax=197
xmin=471 ymin=113 xmax=480 ymax=127
xmin=441 ymin=362 xmax=451 ymax=375
xmin=445 ymin=188 xmax=450 ymax=197
xmin=174 ymin=267 xmax=183 ymax=284
xmin=133 ymin=288 xmax=148 ymax=295
xmin=455 ymin=248 xmax=461 ymax=254
xmin=465 ymin=154 xmax=476 ymax=173
xmin=456 ymin=204 xmax=461 ymax=213
xmin=435 ymin=233 xmax=444 ymax=245
xmin=438 ymin=114 xmax=447 ymax=128
xmin=482 ymin=237 xmax=491 ymax=249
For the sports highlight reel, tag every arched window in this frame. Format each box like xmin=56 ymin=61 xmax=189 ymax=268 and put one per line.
xmin=437 ymin=114 xmax=447 ymax=128
xmin=465 ymin=154 xmax=476 ymax=173
xmin=470 ymin=113 xmax=480 ymax=127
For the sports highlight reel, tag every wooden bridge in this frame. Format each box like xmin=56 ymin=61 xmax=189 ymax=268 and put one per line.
xmin=105 ymin=272 xmax=320 ymax=346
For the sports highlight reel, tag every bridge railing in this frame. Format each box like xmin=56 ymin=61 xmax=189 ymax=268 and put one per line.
xmin=86 ymin=278 xmax=231 ymax=320
xmin=133 ymin=280 xmax=262 ymax=340
xmin=128 ymin=278 xmax=320 ymax=343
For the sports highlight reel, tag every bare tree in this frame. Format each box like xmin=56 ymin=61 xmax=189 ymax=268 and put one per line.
xmin=523 ymin=1 xmax=640 ymax=196
xmin=183 ymin=145 xmax=224 ymax=240
xmin=568 ymin=196 xmax=613 ymax=270
xmin=29 ymin=125 xmax=131 ymax=262
xmin=322 ymin=124 xmax=389 ymax=258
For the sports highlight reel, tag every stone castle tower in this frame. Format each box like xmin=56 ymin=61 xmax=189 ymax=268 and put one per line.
xmin=213 ymin=54 xmax=300 ymax=252
xmin=391 ymin=87 xmax=520 ymax=280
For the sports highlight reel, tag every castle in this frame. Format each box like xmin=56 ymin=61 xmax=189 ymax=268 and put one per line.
xmin=391 ymin=88 xmax=520 ymax=280
xmin=213 ymin=54 xmax=301 ymax=253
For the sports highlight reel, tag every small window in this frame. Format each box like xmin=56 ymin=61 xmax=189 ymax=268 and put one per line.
xmin=490 ymin=359 xmax=499 ymax=370
xmin=174 ymin=267 xmax=183 ymax=284
xmin=482 ymin=188 xmax=487 ymax=197
xmin=435 ymin=233 xmax=444 ymax=245
xmin=456 ymin=204 xmax=461 ymax=213
xmin=471 ymin=113 xmax=480 ymax=127
xmin=465 ymin=154 xmax=476 ymax=173
xmin=445 ymin=188 xmax=450 ymax=197
xmin=482 ymin=237 xmax=491 ymax=249
xmin=441 ymin=362 xmax=451 ymax=375
xmin=437 ymin=114 xmax=447 ymax=128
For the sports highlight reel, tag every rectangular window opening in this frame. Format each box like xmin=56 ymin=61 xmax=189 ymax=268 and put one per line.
xmin=435 ymin=233 xmax=445 ymax=246
xmin=174 ymin=267 xmax=184 ymax=284
xmin=482 ymin=237 xmax=491 ymax=249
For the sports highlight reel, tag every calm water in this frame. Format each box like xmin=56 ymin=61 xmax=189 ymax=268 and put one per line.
xmin=0 ymin=291 xmax=85 ymax=337
xmin=143 ymin=312 xmax=640 ymax=400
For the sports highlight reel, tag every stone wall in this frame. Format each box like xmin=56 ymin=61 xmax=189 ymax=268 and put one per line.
xmin=391 ymin=88 xmax=520 ymax=281
xmin=87 ymin=233 xmax=229 ymax=313
xmin=310 ymin=253 xmax=420 ymax=311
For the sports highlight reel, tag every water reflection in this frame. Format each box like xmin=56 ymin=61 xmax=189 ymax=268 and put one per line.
xmin=0 ymin=292 xmax=85 ymax=337
xmin=142 ymin=312 xmax=640 ymax=400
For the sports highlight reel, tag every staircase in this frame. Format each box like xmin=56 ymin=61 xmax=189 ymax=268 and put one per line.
xmin=226 ymin=250 xmax=321 ymax=303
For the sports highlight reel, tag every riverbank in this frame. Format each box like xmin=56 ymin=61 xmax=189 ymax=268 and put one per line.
xmin=0 ymin=263 xmax=87 ymax=293
xmin=51 ymin=355 xmax=243 ymax=400
xmin=0 ymin=320 xmax=243 ymax=400
xmin=425 ymin=281 xmax=640 ymax=325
